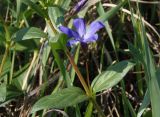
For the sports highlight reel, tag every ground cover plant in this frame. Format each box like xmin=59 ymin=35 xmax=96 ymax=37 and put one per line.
xmin=0 ymin=0 xmax=160 ymax=117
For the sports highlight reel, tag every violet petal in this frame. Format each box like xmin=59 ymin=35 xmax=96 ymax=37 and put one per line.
xmin=83 ymin=34 xmax=98 ymax=43
xmin=59 ymin=26 xmax=79 ymax=38
xmin=73 ymin=18 xmax=86 ymax=37
xmin=85 ymin=21 xmax=104 ymax=39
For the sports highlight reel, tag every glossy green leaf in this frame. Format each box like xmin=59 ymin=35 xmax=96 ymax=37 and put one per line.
xmin=31 ymin=87 xmax=88 ymax=113
xmin=91 ymin=60 xmax=135 ymax=93
xmin=12 ymin=27 xmax=47 ymax=42
xmin=48 ymin=6 xmax=64 ymax=26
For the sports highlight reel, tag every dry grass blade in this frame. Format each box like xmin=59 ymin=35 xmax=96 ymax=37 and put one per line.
xmin=101 ymin=3 xmax=160 ymax=38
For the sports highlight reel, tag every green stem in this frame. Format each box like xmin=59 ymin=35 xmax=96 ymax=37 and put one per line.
xmin=66 ymin=46 xmax=105 ymax=116
xmin=51 ymin=78 xmax=63 ymax=94
xmin=9 ymin=50 xmax=16 ymax=84
xmin=0 ymin=44 xmax=10 ymax=77
xmin=85 ymin=100 xmax=93 ymax=117
xmin=22 ymin=50 xmax=38 ymax=90
xmin=91 ymin=98 xmax=106 ymax=117
xmin=46 ymin=18 xmax=58 ymax=34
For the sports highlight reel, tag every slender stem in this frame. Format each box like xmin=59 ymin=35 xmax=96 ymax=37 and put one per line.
xmin=85 ymin=100 xmax=93 ymax=117
xmin=0 ymin=24 xmax=11 ymax=77
xmin=51 ymin=78 xmax=63 ymax=94
xmin=46 ymin=18 xmax=58 ymax=34
xmin=22 ymin=50 xmax=38 ymax=90
xmin=9 ymin=50 xmax=16 ymax=84
xmin=91 ymin=98 xmax=106 ymax=117
xmin=66 ymin=49 xmax=90 ymax=96
xmin=0 ymin=44 xmax=10 ymax=77
xmin=66 ymin=47 xmax=105 ymax=116
xmin=86 ymin=62 xmax=91 ymax=91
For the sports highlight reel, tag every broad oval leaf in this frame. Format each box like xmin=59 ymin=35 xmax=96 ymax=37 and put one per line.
xmin=91 ymin=60 xmax=135 ymax=93
xmin=31 ymin=87 xmax=88 ymax=113
xmin=12 ymin=27 xmax=47 ymax=42
xmin=48 ymin=6 xmax=64 ymax=26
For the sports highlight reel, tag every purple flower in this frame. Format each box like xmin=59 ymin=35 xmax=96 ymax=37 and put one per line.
xmin=59 ymin=18 xmax=104 ymax=46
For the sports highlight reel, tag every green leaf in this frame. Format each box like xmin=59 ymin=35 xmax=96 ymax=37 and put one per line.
xmin=96 ymin=2 xmax=116 ymax=53
xmin=91 ymin=60 xmax=135 ymax=93
xmin=137 ymin=90 xmax=150 ymax=117
xmin=138 ymin=11 xmax=160 ymax=117
xmin=48 ymin=6 xmax=64 ymax=26
xmin=156 ymin=68 xmax=160 ymax=87
xmin=6 ymin=85 xmax=23 ymax=101
xmin=96 ymin=1 xmax=127 ymax=22
xmin=12 ymin=27 xmax=47 ymax=42
xmin=49 ymin=34 xmax=72 ymax=87
xmin=49 ymin=33 xmax=67 ymax=50
xmin=21 ymin=0 xmax=47 ymax=18
xmin=127 ymin=41 xmax=143 ymax=63
xmin=16 ymin=0 xmax=22 ymax=23
xmin=0 ymin=58 xmax=11 ymax=79
xmin=13 ymin=40 xmax=39 ymax=51
xmin=58 ymin=0 xmax=71 ymax=9
xmin=0 ymin=84 xmax=7 ymax=102
xmin=31 ymin=87 xmax=88 ymax=113
xmin=0 ymin=84 xmax=23 ymax=103
xmin=12 ymin=64 xmax=29 ymax=90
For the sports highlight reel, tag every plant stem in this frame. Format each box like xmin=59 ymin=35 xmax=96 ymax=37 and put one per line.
xmin=66 ymin=49 xmax=90 ymax=96
xmin=9 ymin=50 xmax=15 ymax=84
xmin=46 ymin=18 xmax=58 ymax=34
xmin=0 ymin=44 xmax=10 ymax=77
xmin=91 ymin=98 xmax=106 ymax=117
xmin=66 ymin=46 xmax=105 ymax=116
xmin=85 ymin=100 xmax=93 ymax=117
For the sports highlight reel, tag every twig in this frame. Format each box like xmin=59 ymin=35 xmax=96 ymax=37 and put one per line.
xmin=130 ymin=0 xmax=160 ymax=4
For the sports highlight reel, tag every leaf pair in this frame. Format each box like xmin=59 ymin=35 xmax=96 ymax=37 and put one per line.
xmin=31 ymin=60 xmax=135 ymax=113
